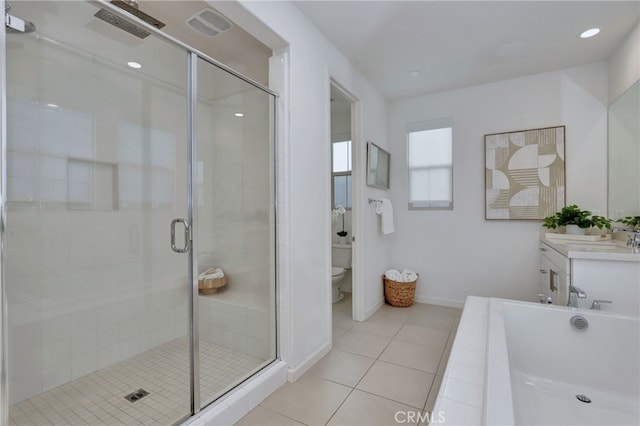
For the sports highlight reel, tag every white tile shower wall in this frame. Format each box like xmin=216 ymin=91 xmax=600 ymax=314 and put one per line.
xmin=5 ymin=46 xmax=191 ymax=404
xmin=6 ymin=161 xmax=191 ymax=405
xmin=195 ymin=91 xmax=272 ymax=305
xmin=198 ymin=297 xmax=271 ymax=360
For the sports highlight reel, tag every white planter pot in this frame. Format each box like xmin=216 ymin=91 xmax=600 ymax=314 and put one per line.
xmin=565 ymin=224 xmax=586 ymax=235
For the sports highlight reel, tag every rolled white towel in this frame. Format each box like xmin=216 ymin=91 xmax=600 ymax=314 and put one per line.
xmin=199 ymin=267 xmax=224 ymax=280
xmin=385 ymin=269 xmax=404 ymax=282
xmin=401 ymin=269 xmax=417 ymax=282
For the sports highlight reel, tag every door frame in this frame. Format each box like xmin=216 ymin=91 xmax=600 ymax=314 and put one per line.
xmin=328 ymin=78 xmax=364 ymax=322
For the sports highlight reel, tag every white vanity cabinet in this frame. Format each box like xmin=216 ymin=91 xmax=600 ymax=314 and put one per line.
xmin=539 ymin=242 xmax=570 ymax=305
xmin=571 ymin=258 xmax=640 ymax=317
xmin=540 ymin=238 xmax=640 ymax=317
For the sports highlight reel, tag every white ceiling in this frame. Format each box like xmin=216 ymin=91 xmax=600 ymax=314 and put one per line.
xmin=294 ymin=1 xmax=640 ymax=100
xmin=140 ymin=0 xmax=271 ymax=84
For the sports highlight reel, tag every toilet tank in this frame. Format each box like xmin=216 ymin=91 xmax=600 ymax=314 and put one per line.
xmin=332 ymin=243 xmax=352 ymax=268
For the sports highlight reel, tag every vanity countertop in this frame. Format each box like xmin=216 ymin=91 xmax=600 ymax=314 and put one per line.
xmin=542 ymin=237 xmax=640 ymax=262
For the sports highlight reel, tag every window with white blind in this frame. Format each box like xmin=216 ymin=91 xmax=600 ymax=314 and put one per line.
xmin=332 ymin=140 xmax=352 ymax=209
xmin=407 ymin=118 xmax=453 ymax=209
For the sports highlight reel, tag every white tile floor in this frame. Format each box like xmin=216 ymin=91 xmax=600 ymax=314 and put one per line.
xmin=9 ymin=338 xmax=266 ymax=426
xmin=237 ymin=294 xmax=462 ymax=426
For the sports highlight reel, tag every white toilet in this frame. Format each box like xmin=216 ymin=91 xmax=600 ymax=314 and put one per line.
xmin=331 ymin=243 xmax=352 ymax=304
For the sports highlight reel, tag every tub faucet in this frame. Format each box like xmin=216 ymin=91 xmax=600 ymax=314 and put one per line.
xmin=590 ymin=299 xmax=612 ymax=310
xmin=537 ymin=293 xmax=553 ymax=304
xmin=568 ymin=285 xmax=587 ymax=307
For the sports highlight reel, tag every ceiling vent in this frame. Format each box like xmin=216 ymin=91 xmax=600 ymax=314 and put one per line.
xmin=187 ymin=9 xmax=232 ymax=37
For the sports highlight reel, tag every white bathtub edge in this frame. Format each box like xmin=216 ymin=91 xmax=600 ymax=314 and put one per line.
xmin=484 ymin=298 xmax=515 ymax=425
xmin=433 ymin=296 xmax=488 ymax=425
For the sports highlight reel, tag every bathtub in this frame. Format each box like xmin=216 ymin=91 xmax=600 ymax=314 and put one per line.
xmin=435 ymin=297 xmax=640 ymax=425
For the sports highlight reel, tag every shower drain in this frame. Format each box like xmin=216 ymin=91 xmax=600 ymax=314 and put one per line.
xmin=124 ymin=389 xmax=150 ymax=403
xmin=576 ymin=394 xmax=592 ymax=404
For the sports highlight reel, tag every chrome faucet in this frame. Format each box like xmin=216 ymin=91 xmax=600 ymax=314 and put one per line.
xmin=568 ymin=285 xmax=587 ymax=307
xmin=537 ymin=293 xmax=553 ymax=304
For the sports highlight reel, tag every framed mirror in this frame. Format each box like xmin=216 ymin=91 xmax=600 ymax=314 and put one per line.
xmin=367 ymin=141 xmax=390 ymax=190
xmin=608 ymin=80 xmax=640 ymax=219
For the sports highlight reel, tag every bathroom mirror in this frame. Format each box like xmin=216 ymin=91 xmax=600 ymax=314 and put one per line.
xmin=608 ymin=80 xmax=640 ymax=219
xmin=367 ymin=141 xmax=390 ymax=190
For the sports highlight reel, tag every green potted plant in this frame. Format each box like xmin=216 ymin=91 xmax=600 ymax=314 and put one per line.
xmin=542 ymin=204 xmax=612 ymax=235
xmin=618 ymin=216 xmax=640 ymax=229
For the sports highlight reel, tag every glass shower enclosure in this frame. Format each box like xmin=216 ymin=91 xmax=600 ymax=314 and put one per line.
xmin=1 ymin=1 xmax=277 ymax=424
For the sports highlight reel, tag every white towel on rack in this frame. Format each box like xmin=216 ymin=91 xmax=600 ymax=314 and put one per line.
xmin=375 ymin=198 xmax=395 ymax=234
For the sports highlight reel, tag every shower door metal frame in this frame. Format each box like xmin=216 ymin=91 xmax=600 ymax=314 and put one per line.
xmin=187 ymin=52 xmax=200 ymax=415
xmin=0 ymin=0 xmax=9 ymax=422
xmin=0 ymin=0 xmax=280 ymax=422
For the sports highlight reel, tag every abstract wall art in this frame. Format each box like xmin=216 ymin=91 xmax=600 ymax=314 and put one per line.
xmin=485 ymin=126 xmax=565 ymax=220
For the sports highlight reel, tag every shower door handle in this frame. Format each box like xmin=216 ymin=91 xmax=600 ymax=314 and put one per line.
xmin=170 ymin=218 xmax=191 ymax=253
xmin=549 ymin=269 xmax=558 ymax=292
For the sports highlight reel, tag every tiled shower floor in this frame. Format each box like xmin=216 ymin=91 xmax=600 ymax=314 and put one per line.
xmin=9 ymin=338 xmax=265 ymax=426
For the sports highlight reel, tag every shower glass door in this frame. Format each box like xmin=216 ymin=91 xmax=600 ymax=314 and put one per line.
xmin=3 ymin=1 xmax=278 ymax=424
xmin=4 ymin=1 xmax=192 ymax=424
xmin=195 ymin=56 xmax=277 ymax=407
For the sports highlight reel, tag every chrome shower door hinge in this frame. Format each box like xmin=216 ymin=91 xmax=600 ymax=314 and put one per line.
xmin=5 ymin=11 xmax=26 ymax=32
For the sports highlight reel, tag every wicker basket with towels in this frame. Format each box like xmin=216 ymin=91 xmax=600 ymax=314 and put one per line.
xmin=383 ymin=269 xmax=418 ymax=307
xmin=198 ymin=267 xmax=227 ymax=295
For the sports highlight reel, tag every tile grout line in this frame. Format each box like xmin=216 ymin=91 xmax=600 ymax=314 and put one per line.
xmin=253 ymin=301 xmax=461 ymax=426
xmin=324 ymin=300 xmax=412 ymax=426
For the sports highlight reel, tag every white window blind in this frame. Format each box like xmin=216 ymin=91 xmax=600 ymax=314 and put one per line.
xmin=407 ymin=118 xmax=453 ymax=209
xmin=332 ymin=140 xmax=352 ymax=208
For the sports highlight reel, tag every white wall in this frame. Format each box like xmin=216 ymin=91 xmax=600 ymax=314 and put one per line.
xmin=387 ymin=62 xmax=609 ymax=307
xmin=214 ymin=1 xmax=389 ymax=378
xmin=608 ymin=22 xmax=640 ymax=103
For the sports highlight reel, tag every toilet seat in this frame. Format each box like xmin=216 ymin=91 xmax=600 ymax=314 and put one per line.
xmin=332 ymin=266 xmax=345 ymax=277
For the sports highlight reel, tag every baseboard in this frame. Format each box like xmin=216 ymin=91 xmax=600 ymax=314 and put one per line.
xmin=414 ymin=295 xmax=465 ymax=309
xmin=363 ymin=297 xmax=384 ymax=320
xmin=286 ymin=341 xmax=331 ymax=382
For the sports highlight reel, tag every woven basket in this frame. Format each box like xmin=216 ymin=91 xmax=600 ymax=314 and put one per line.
xmin=383 ymin=274 xmax=417 ymax=307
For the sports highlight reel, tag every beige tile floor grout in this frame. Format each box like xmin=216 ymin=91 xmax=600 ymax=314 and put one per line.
xmin=9 ymin=338 xmax=268 ymax=426
xmin=9 ymin=295 xmax=460 ymax=426
xmin=237 ymin=293 xmax=462 ymax=426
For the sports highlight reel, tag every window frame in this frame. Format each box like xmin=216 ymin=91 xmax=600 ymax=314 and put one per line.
xmin=407 ymin=118 xmax=454 ymax=210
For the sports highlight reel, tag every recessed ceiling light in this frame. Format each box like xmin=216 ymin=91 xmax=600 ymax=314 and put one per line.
xmin=127 ymin=61 xmax=142 ymax=69
xmin=407 ymin=70 xmax=421 ymax=78
xmin=46 ymin=103 xmax=58 ymax=108
xmin=234 ymin=112 xmax=244 ymax=117
xmin=580 ymin=28 xmax=600 ymax=39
